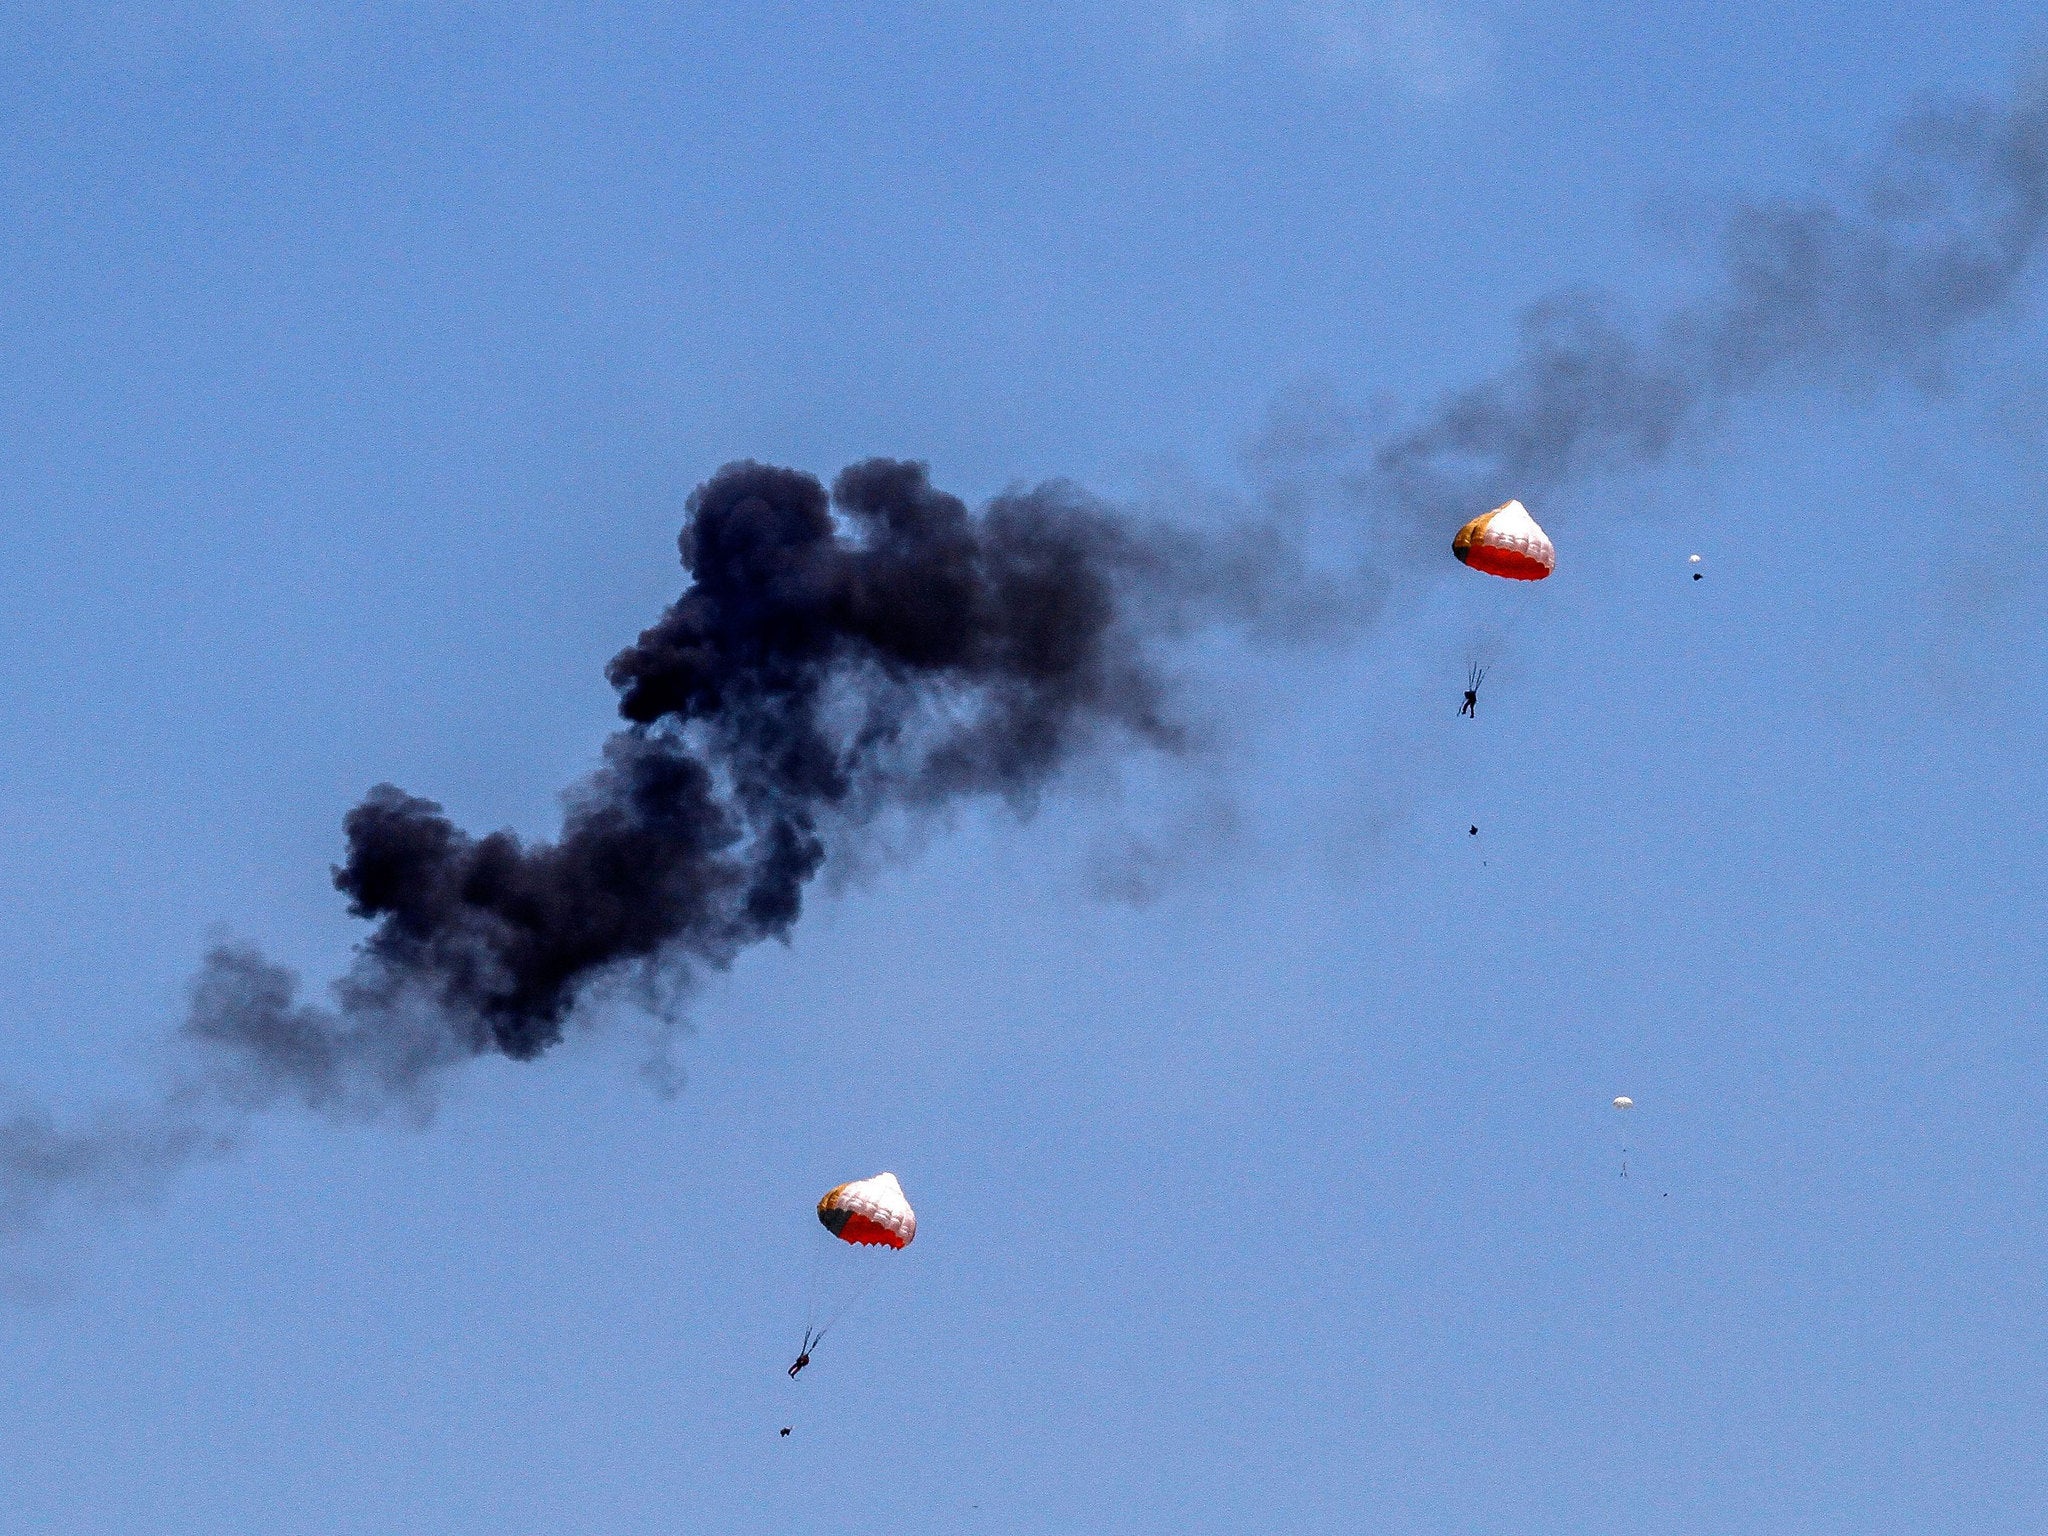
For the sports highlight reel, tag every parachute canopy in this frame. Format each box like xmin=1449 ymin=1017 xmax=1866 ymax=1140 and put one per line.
xmin=1453 ymin=500 xmax=1555 ymax=581
xmin=1613 ymin=1097 xmax=1634 ymax=1110
xmin=817 ymin=1172 xmax=916 ymax=1249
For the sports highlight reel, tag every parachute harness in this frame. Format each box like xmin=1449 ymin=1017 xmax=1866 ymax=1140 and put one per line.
xmin=1460 ymin=662 xmax=1486 ymax=718
xmin=789 ymin=1326 xmax=821 ymax=1378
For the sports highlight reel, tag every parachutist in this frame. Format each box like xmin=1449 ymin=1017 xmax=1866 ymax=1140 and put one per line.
xmin=1692 ymin=571 xmax=1702 ymax=581
xmin=789 ymin=1326 xmax=821 ymax=1379
xmin=1460 ymin=663 xmax=1485 ymax=718
xmin=793 ymin=1174 xmax=914 ymax=1387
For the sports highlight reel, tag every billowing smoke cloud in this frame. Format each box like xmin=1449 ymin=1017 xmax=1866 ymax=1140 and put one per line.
xmin=4 ymin=73 xmax=2045 ymax=1240
xmin=2 ymin=461 xmax=1297 ymax=1233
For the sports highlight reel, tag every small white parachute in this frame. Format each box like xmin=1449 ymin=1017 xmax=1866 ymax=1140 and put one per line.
xmin=1613 ymin=1096 xmax=1634 ymax=1110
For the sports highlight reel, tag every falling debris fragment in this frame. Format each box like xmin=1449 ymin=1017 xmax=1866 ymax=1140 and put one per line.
xmin=1469 ymin=825 xmax=1479 ymax=836
xmin=1453 ymin=500 xmax=1555 ymax=581
xmin=780 ymin=1427 xmax=792 ymax=1437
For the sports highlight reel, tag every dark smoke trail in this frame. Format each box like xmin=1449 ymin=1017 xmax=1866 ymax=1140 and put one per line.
xmin=1363 ymin=74 xmax=2047 ymax=532
xmin=4 ymin=73 xmax=2045 ymax=1240
xmin=3 ymin=460 xmax=1298 ymax=1235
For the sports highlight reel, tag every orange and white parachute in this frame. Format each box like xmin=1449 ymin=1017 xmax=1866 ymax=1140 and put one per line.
xmin=1453 ymin=500 xmax=1555 ymax=581
xmin=817 ymin=1172 xmax=916 ymax=1250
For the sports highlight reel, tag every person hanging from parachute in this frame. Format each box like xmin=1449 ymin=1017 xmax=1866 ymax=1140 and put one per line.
xmin=788 ymin=1327 xmax=820 ymax=1379
xmin=1460 ymin=663 xmax=1486 ymax=718
xmin=1451 ymin=500 xmax=1550 ymax=720
xmin=790 ymin=1171 xmax=916 ymax=1380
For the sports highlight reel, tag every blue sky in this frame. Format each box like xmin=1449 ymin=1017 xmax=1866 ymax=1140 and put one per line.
xmin=0 ymin=4 xmax=2044 ymax=1532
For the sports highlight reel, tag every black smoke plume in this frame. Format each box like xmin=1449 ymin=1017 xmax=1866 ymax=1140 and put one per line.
xmin=2 ymin=460 xmax=1285 ymax=1234
xmin=4 ymin=72 xmax=2045 ymax=1239
xmin=1359 ymin=75 xmax=2047 ymax=532
xmin=322 ymin=458 xmax=1195 ymax=1067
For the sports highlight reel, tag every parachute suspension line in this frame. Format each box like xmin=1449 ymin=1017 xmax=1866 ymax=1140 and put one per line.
xmin=802 ymin=1220 xmax=828 ymax=1339
xmin=811 ymin=1258 xmax=890 ymax=1345
xmin=792 ymin=1251 xmax=892 ymax=1376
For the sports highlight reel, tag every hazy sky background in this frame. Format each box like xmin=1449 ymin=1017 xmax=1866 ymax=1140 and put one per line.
xmin=0 ymin=4 xmax=2044 ymax=1532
